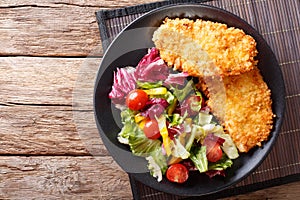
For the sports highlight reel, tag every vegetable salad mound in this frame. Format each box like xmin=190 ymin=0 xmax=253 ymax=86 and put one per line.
xmin=109 ymin=48 xmax=239 ymax=183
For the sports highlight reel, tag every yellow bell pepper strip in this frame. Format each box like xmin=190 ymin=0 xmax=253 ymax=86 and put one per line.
xmin=156 ymin=115 xmax=172 ymax=156
xmin=143 ymin=87 xmax=167 ymax=96
xmin=134 ymin=113 xmax=146 ymax=124
xmin=138 ymin=118 xmax=147 ymax=130
xmin=167 ymin=156 xmax=182 ymax=165
xmin=167 ymin=98 xmax=178 ymax=116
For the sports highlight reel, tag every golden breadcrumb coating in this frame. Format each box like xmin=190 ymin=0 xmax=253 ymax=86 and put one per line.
xmin=204 ymin=67 xmax=274 ymax=152
xmin=152 ymin=18 xmax=258 ymax=77
xmin=153 ymin=18 xmax=274 ymax=153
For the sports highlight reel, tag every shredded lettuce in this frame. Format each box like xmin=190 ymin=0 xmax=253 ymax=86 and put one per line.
xmin=171 ymin=137 xmax=190 ymax=159
xmin=183 ymin=119 xmax=195 ymax=151
xmin=214 ymin=132 xmax=239 ymax=159
xmin=195 ymin=112 xmax=213 ymax=126
xmin=163 ymin=91 xmax=176 ymax=104
xmin=191 ymin=124 xmax=206 ymax=143
xmin=128 ymin=130 xmax=162 ymax=157
xmin=208 ymin=154 xmax=233 ymax=171
xmin=183 ymin=118 xmax=193 ymax=133
xmin=117 ymin=109 xmax=161 ymax=156
xmin=146 ymin=156 xmax=162 ymax=182
xmin=180 ymin=92 xmax=203 ymax=116
xmin=146 ymin=148 xmax=168 ymax=182
xmin=140 ymin=98 xmax=168 ymax=119
xmin=190 ymin=145 xmax=208 ymax=173
xmin=169 ymin=79 xmax=194 ymax=102
xmin=117 ymin=109 xmax=137 ymax=144
xmin=169 ymin=113 xmax=185 ymax=126
xmin=137 ymin=48 xmax=160 ymax=67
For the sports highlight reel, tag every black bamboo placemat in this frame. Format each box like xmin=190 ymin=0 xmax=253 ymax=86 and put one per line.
xmin=96 ymin=0 xmax=300 ymax=199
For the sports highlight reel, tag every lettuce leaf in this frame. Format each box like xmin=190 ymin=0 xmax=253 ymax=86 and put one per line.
xmin=117 ymin=109 xmax=161 ymax=156
xmin=195 ymin=112 xmax=213 ymax=126
xmin=214 ymin=132 xmax=239 ymax=159
xmin=128 ymin=130 xmax=161 ymax=157
xmin=171 ymin=137 xmax=190 ymax=159
xmin=146 ymin=148 xmax=168 ymax=182
xmin=190 ymin=145 xmax=208 ymax=173
xmin=169 ymin=79 xmax=194 ymax=102
xmin=208 ymin=154 xmax=233 ymax=171
xmin=117 ymin=109 xmax=137 ymax=144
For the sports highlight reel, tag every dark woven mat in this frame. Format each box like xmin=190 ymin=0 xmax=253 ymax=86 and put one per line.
xmin=96 ymin=0 xmax=300 ymax=199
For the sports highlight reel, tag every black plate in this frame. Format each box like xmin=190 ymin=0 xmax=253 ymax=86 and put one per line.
xmin=94 ymin=4 xmax=285 ymax=196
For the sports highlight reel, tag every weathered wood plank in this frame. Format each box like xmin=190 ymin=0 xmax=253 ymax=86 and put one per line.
xmin=0 ymin=156 xmax=132 ymax=199
xmin=0 ymin=0 xmax=158 ymax=7
xmin=0 ymin=57 xmax=109 ymax=155
xmin=0 ymin=56 xmax=99 ymax=105
xmin=0 ymin=104 xmax=107 ymax=155
xmin=0 ymin=156 xmax=300 ymax=200
xmin=0 ymin=0 xmax=158 ymax=57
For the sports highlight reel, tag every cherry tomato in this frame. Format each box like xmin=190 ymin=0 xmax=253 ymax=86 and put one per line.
xmin=205 ymin=142 xmax=223 ymax=163
xmin=166 ymin=163 xmax=189 ymax=183
xmin=126 ymin=89 xmax=148 ymax=111
xmin=143 ymin=119 xmax=161 ymax=140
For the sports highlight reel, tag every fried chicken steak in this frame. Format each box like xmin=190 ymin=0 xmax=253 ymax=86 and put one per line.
xmin=153 ymin=18 xmax=274 ymax=153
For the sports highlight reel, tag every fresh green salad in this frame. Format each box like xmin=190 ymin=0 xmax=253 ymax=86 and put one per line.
xmin=109 ymin=48 xmax=239 ymax=183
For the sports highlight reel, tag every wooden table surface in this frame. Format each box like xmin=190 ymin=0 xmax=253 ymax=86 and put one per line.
xmin=1 ymin=1 xmax=299 ymax=199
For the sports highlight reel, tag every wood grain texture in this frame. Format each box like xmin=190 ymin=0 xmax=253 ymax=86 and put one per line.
xmin=0 ymin=104 xmax=109 ymax=155
xmin=0 ymin=56 xmax=102 ymax=105
xmin=0 ymin=56 xmax=107 ymax=155
xmin=0 ymin=156 xmax=132 ymax=199
xmin=0 ymin=156 xmax=300 ymax=199
xmin=1 ymin=57 xmax=83 ymax=105
xmin=0 ymin=0 xmax=158 ymax=57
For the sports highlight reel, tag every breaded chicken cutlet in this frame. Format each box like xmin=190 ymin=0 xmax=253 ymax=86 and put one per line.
xmin=153 ymin=18 xmax=274 ymax=153
xmin=202 ymin=67 xmax=274 ymax=152
xmin=152 ymin=18 xmax=258 ymax=77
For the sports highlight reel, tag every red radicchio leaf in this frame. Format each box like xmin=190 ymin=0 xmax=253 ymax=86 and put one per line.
xmin=135 ymin=48 xmax=169 ymax=82
xmin=140 ymin=98 xmax=169 ymax=119
xmin=167 ymin=126 xmax=183 ymax=140
xmin=203 ymin=133 xmax=226 ymax=146
xmin=137 ymin=47 xmax=160 ymax=66
xmin=145 ymin=98 xmax=169 ymax=107
xmin=108 ymin=67 xmax=136 ymax=105
xmin=181 ymin=160 xmax=198 ymax=171
xmin=164 ymin=72 xmax=189 ymax=86
xmin=180 ymin=95 xmax=202 ymax=117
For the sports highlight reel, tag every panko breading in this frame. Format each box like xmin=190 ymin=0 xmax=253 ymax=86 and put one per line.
xmin=152 ymin=18 xmax=258 ymax=77
xmin=203 ymin=67 xmax=274 ymax=152
xmin=153 ymin=18 xmax=274 ymax=153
